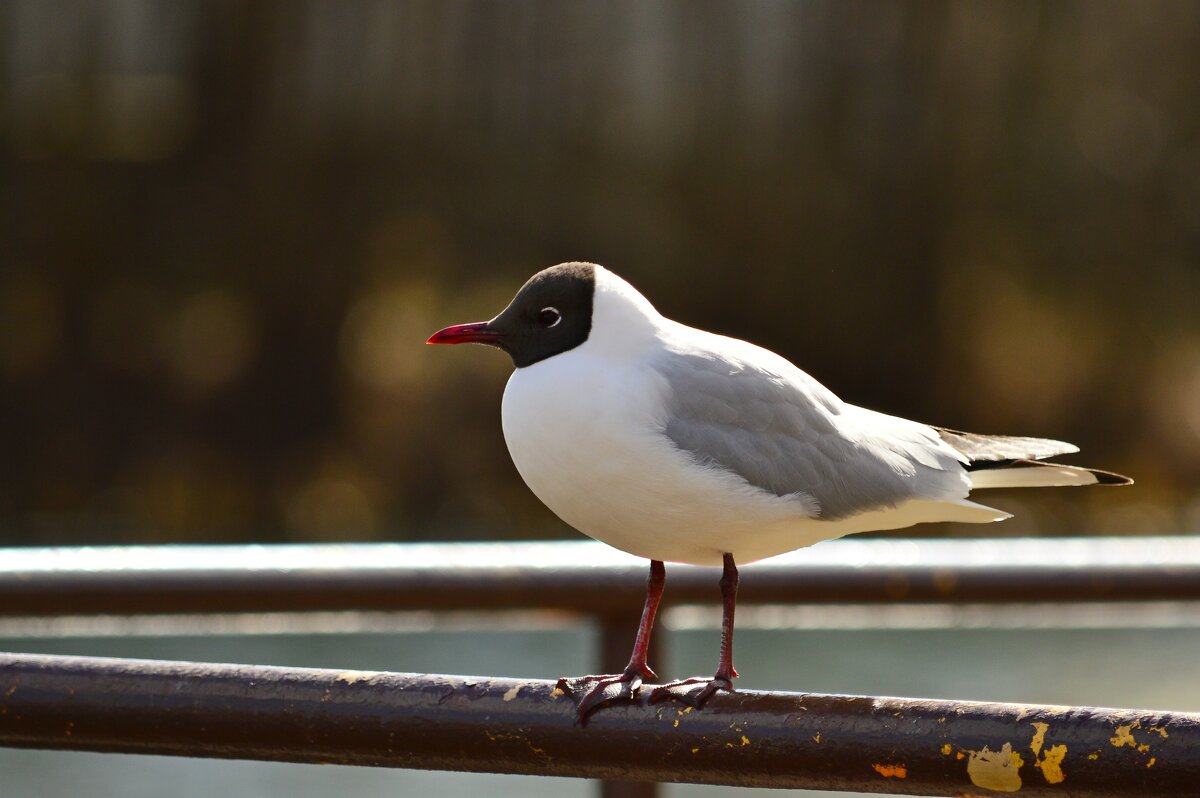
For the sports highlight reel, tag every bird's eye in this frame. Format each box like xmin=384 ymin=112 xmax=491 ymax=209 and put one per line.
xmin=538 ymin=307 xmax=562 ymax=327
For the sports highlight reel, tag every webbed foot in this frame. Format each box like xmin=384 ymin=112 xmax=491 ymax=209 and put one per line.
xmin=648 ymin=674 xmax=733 ymax=709
xmin=557 ymin=663 xmax=657 ymax=722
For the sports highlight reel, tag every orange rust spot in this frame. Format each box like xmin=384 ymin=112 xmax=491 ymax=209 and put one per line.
xmin=1147 ymin=758 xmax=1156 ymax=768
xmin=1110 ymin=721 xmax=1141 ymax=749
xmin=966 ymin=743 xmax=1024 ymax=792
xmin=872 ymin=763 xmax=907 ymax=779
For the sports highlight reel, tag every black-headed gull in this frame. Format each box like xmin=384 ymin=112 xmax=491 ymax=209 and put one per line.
xmin=428 ymin=262 xmax=1130 ymax=719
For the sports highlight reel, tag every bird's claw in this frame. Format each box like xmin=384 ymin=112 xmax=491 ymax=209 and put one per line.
xmin=556 ymin=664 xmax=656 ymax=722
xmin=648 ymin=675 xmax=734 ymax=708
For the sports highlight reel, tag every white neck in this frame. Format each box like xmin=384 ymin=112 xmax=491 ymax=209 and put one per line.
xmin=587 ymin=266 xmax=664 ymax=358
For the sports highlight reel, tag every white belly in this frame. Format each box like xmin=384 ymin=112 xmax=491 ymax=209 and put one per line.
xmin=501 ymin=351 xmax=827 ymax=565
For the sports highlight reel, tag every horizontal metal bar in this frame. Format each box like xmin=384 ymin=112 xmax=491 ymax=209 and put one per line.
xmin=8 ymin=600 xmax=1200 ymax=641
xmin=1 ymin=651 xmax=1197 ymax=795
xmin=2 ymin=537 xmax=1199 ymax=617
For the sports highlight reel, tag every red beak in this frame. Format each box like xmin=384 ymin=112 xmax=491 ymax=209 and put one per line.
xmin=426 ymin=321 xmax=501 ymax=345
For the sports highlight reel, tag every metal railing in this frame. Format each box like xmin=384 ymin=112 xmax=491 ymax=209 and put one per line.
xmin=3 ymin=536 xmax=1200 ymax=797
xmin=4 ymin=537 xmax=1200 ymax=616
xmin=3 ymin=651 xmax=1198 ymax=797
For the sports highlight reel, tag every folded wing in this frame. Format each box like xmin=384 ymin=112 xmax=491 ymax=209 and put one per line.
xmin=655 ymin=346 xmax=971 ymax=521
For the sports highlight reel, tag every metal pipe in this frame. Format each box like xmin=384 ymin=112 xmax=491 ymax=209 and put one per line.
xmin=599 ymin=612 xmax=662 ymax=798
xmin=2 ymin=537 xmax=1200 ymax=617
xmin=1 ymin=652 xmax=1198 ymax=796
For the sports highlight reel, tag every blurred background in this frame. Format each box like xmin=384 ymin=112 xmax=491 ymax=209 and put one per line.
xmin=1 ymin=0 xmax=1198 ymax=548
xmin=3 ymin=2 xmax=1200 ymax=797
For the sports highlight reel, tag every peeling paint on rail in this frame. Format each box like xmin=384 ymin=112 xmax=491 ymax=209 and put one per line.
xmin=2 ymin=652 xmax=1200 ymax=795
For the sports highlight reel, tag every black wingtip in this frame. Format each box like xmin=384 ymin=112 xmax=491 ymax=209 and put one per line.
xmin=1092 ymin=468 xmax=1134 ymax=486
xmin=965 ymin=458 xmax=1133 ymax=486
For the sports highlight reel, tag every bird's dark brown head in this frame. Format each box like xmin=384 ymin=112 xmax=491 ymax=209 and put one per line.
xmin=427 ymin=262 xmax=596 ymax=367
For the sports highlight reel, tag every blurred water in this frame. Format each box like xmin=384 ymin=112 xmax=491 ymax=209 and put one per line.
xmin=2 ymin=622 xmax=1197 ymax=798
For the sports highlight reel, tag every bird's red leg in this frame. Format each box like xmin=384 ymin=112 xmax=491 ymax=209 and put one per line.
xmin=649 ymin=552 xmax=739 ymax=708
xmin=557 ymin=559 xmax=665 ymax=721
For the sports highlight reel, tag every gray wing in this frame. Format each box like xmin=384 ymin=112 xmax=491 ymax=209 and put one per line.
xmin=656 ymin=347 xmax=967 ymax=520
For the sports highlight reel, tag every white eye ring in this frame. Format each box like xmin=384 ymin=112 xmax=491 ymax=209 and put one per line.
xmin=539 ymin=307 xmax=562 ymax=327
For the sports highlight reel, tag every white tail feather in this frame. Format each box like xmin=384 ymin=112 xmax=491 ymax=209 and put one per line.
xmin=970 ymin=464 xmax=1100 ymax=489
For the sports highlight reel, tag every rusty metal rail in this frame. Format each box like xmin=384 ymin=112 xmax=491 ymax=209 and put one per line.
xmin=5 ymin=538 xmax=1200 ymax=796
xmin=1 ymin=651 xmax=1197 ymax=796
xmin=3 ymin=536 xmax=1200 ymax=617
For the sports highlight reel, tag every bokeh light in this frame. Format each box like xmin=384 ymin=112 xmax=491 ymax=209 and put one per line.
xmin=0 ymin=1 xmax=1196 ymax=546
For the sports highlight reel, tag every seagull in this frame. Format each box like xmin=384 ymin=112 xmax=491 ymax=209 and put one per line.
xmin=427 ymin=262 xmax=1131 ymax=720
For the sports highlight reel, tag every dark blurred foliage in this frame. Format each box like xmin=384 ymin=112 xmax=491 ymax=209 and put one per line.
xmin=1 ymin=1 xmax=1197 ymax=547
